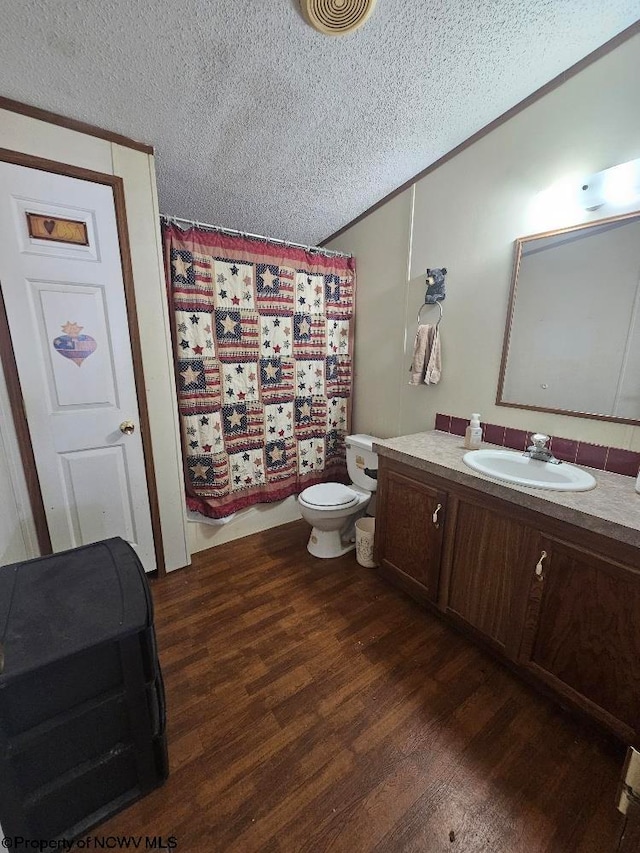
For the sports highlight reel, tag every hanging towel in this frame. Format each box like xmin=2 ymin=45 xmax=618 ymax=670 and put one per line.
xmin=409 ymin=324 xmax=430 ymax=385
xmin=409 ymin=324 xmax=442 ymax=386
xmin=424 ymin=325 xmax=441 ymax=384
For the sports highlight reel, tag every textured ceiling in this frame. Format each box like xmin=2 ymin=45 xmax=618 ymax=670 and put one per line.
xmin=1 ymin=1 xmax=639 ymax=245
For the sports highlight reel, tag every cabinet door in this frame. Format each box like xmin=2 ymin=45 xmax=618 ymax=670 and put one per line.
xmin=376 ymin=469 xmax=446 ymax=603
xmin=445 ymin=499 xmax=538 ymax=658
xmin=519 ymin=535 xmax=640 ymax=742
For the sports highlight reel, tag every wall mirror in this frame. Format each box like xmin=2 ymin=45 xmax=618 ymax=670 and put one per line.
xmin=497 ymin=210 xmax=640 ymax=424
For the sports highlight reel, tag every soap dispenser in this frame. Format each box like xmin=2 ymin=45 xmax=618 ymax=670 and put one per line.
xmin=464 ymin=414 xmax=482 ymax=450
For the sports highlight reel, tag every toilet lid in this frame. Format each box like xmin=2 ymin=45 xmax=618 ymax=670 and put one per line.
xmin=300 ymin=483 xmax=359 ymax=508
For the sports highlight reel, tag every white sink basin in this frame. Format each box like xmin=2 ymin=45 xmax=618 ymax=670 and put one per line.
xmin=463 ymin=448 xmax=597 ymax=491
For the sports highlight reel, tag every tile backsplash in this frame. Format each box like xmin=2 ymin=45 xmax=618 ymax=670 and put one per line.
xmin=434 ymin=413 xmax=640 ymax=478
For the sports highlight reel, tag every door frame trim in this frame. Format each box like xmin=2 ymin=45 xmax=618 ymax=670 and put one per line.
xmin=0 ymin=147 xmax=166 ymax=576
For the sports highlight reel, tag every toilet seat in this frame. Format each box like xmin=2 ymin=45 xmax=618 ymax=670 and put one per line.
xmin=299 ymin=482 xmax=359 ymax=509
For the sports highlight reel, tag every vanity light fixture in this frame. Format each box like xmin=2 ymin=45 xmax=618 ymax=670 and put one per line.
xmin=528 ymin=176 xmax=585 ymax=230
xmin=579 ymin=158 xmax=640 ymax=211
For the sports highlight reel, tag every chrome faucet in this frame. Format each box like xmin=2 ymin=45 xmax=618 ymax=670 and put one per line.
xmin=525 ymin=433 xmax=561 ymax=464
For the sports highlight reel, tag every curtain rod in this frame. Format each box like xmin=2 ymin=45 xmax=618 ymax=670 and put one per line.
xmin=160 ymin=214 xmax=352 ymax=259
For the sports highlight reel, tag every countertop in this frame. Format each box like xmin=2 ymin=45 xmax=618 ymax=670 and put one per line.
xmin=373 ymin=431 xmax=640 ymax=549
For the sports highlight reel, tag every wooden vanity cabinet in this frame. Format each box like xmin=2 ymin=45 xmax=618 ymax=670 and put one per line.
xmin=518 ymin=534 xmax=640 ymax=742
xmin=374 ymin=456 xmax=640 ymax=741
xmin=374 ymin=458 xmax=447 ymax=605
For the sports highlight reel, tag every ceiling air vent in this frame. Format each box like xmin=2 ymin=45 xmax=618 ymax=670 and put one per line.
xmin=301 ymin=0 xmax=377 ymax=35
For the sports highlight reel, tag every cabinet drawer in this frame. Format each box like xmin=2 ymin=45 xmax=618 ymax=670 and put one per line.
xmin=7 ymin=691 xmax=130 ymax=793
xmin=24 ymin=744 xmax=139 ymax=839
xmin=0 ymin=642 xmax=123 ymax=736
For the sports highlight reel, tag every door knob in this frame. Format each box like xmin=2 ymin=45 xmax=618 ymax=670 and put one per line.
xmin=120 ymin=420 xmax=135 ymax=435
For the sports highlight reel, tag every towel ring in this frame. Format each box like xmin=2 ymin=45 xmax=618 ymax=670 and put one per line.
xmin=417 ymin=301 xmax=443 ymax=326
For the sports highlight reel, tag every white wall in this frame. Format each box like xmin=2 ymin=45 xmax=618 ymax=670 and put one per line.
xmin=0 ymin=109 xmax=190 ymax=571
xmin=0 ymin=368 xmax=38 ymax=565
xmin=328 ymin=33 xmax=640 ymax=453
xmin=348 ymin=189 xmax=414 ymax=440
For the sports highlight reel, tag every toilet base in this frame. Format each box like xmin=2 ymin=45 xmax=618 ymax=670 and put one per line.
xmin=306 ymin=527 xmax=356 ymax=559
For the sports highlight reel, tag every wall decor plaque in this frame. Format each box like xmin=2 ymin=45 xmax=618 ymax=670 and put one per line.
xmin=26 ymin=213 xmax=89 ymax=245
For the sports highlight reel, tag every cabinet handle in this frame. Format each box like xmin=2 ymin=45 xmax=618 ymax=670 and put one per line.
xmin=535 ymin=550 xmax=547 ymax=580
xmin=432 ymin=503 xmax=442 ymax=528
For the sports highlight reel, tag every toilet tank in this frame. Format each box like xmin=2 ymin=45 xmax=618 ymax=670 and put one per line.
xmin=346 ymin=434 xmax=379 ymax=492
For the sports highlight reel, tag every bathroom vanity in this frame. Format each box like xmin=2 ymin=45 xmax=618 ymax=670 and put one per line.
xmin=373 ymin=431 xmax=640 ymax=743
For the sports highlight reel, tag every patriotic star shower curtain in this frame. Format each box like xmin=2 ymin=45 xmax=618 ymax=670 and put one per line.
xmin=163 ymin=221 xmax=355 ymax=519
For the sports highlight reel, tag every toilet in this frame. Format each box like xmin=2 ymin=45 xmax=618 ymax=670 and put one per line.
xmin=298 ymin=434 xmax=379 ymax=558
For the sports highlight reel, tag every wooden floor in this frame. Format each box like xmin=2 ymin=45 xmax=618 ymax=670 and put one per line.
xmin=100 ymin=520 xmax=625 ymax=852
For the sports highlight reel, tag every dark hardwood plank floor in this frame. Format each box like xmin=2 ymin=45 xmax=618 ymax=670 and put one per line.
xmin=99 ymin=520 xmax=625 ymax=852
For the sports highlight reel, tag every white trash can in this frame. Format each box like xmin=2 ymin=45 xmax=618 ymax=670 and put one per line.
xmin=355 ymin=516 xmax=377 ymax=568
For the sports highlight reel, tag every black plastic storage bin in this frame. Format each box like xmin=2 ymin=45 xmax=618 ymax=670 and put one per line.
xmin=0 ymin=538 xmax=168 ymax=842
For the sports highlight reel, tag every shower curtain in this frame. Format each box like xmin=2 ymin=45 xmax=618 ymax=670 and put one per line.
xmin=162 ymin=221 xmax=356 ymax=519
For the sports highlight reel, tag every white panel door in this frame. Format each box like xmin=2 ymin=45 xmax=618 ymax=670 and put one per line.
xmin=0 ymin=162 xmax=156 ymax=571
